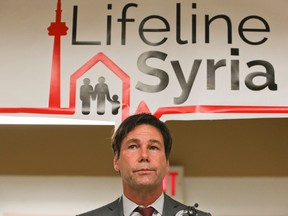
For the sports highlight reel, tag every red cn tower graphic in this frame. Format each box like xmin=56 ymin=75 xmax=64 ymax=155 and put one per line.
xmin=47 ymin=0 xmax=68 ymax=108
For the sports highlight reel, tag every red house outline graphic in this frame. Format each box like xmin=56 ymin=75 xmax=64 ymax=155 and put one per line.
xmin=70 ymin=52 xmax=130 ymax=121
xmin=0 ymin=0 xmax=288 ymax=123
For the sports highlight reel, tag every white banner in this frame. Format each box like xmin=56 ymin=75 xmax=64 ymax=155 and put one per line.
xmin=1 ymin=0 xmax=288 ymax=125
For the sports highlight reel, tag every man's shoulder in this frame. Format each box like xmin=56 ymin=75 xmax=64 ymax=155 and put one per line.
xmin=164 ymin=194 xmax=212 ymax=216
xmin=76 ymin=198 xmax=121 ymax=216
xmin=164 ymin=194 xmax=187 ymax=209
xmin=163 ymin=194 xmax=187 ymax=215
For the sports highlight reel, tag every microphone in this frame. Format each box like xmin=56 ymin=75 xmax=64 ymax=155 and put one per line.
xmin=176 ymin=203 xmax=199 ymax=216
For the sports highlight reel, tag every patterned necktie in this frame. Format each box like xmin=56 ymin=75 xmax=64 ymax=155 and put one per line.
xmin=136 ymin=206 xmax=155 ymax=216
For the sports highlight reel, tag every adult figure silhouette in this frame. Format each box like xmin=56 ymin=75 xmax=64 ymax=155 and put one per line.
xmin=80 ymin=78 xmax=93 ymax=115
xmin=92 ymin=76 xmax=112 ymax=115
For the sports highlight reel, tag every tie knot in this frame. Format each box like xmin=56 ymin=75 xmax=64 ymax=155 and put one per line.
xmin=136 ymin=206 xmax=155 ymax=216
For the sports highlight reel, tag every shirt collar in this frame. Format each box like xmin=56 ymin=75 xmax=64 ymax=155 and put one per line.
xmin=122 ymin=192 xmax=164 ymax=216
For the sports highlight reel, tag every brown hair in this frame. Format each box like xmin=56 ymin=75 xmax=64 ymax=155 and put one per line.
xmin=112 ymin=113 xmax=172 ymax=159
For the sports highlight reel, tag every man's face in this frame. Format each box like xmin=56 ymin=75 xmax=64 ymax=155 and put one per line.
xmin=114 ymin=124 xmax=169 ymax=192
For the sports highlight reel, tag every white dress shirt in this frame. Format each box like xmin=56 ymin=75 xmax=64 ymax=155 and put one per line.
xmin=122 ymin=192 xmax=164 ymax=216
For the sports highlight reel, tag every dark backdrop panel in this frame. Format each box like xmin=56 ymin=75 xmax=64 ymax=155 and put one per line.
xmin=0 ymin=118 xmax=287 ymax=176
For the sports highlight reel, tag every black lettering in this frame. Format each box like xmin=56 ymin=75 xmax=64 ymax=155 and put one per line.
xmin=72 ymin=6 xmax=101 ymax=45
xmin=205 ymin=15 xmax=232 ymax=44
xmin=245 ymin=60 xmax=277 ymax=90
xmin=139 ymin=15 xmax=170 ymax=46
xmin=172 ymin=59 xmax=202 ymax=104
xmin=207 ymin=59 xmax=227 ymax=89
xmin=106 ymin=4 xmax=112 ymax=45
xmin=239 ymin=16 xmax=270 ymax=45
xmin=136 ymin=51 xmax=169 ymax=92
xmin=231 ymin=48 xmax=240 ymax=90
xmin=117 ymin=3 xmax=137 ymax=45
xmin=176 ymin=3 xmax=188 ymax=45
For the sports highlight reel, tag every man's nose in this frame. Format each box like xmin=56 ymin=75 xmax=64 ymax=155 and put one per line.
xmin=139 ymin=147 xmax=149 ymax=161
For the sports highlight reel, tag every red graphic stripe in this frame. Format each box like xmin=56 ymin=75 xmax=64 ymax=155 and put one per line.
xmin=0 ymin=107 xmax=74 ymax=114
xmin=153 ymin=105 xmax=288 ymax=118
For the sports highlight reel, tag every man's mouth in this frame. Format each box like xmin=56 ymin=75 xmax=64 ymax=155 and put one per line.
xmin=134 ymin=168 xmax=154 ymax=173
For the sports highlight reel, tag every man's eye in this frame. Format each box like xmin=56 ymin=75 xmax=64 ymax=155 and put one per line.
xmin=128 ymin=145 xmax=137 ymax=149
xmin=149 ymin=146 xmax=159 ymax=150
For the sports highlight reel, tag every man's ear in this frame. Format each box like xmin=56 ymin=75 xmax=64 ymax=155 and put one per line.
xmin=113 ymin=155 xmax=120 ymax=172
xmin=166 ymin=160 xmax=170 ymax=173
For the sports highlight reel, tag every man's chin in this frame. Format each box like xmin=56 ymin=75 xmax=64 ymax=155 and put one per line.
xmin=133 ymin=178 xmax=161 ymax=189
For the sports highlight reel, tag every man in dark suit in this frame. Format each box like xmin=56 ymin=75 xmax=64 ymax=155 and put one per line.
xmin=77 ymin=113 xmax=211 ymax=216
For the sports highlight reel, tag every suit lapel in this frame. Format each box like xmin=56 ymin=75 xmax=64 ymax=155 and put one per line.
xmin=162 ymin=194 xmax=186 ymax=216
xmin=106 ymin=197 xmax=124 ymax=216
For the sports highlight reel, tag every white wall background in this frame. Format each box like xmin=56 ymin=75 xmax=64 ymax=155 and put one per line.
xmin=0 ymin=176 xmax=288 ymax=216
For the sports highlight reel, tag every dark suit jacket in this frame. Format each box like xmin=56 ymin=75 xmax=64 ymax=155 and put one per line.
xmin=77 ymin=194 xmax=211 ymax=216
